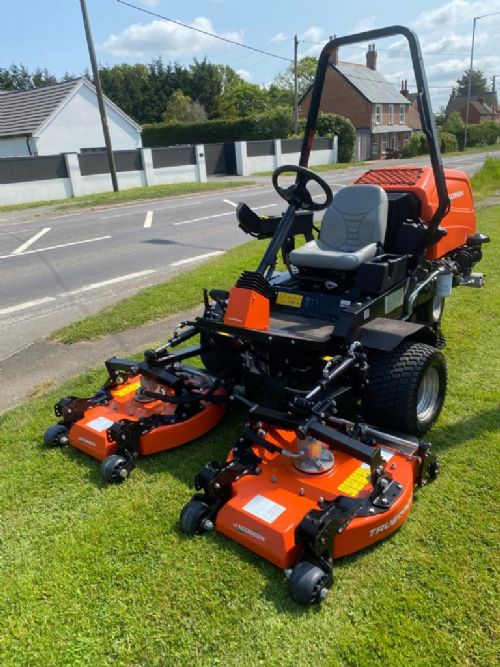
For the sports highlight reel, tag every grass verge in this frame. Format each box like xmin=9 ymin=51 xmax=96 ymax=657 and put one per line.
xmin=0 ymin=180 xmax=256 ymax=214
xmin=471 ymin=156 xmax=500 ymax=199
xmin=252 ymin=161 xmax=367 ymax=176
xmin=0 ymin=206 xmax=498 ymax=666
xmin=51 ymin=239 xmax=264 ymax=343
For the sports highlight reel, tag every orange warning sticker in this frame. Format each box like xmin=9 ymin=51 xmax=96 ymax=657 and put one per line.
xmin=113 ymin=381 xmax=140 ymax=397
xmin=337 ymin=463 xmax=371 ymax=497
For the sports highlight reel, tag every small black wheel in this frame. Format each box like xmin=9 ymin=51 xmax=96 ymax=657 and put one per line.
xmin=43 ymin=424 xmax=69 ymax=448
xmin=101 ymin=454 xmax=131 ymax=484
xmin=180 ymin=499 xmax=211 ymax=535
xmin=287 ymin=561 xmax=331 ymax=606
xmin=428 ymin=460 xmax=440 ymax=480
xmin=362 ymin=341 xmax=447 ymax=436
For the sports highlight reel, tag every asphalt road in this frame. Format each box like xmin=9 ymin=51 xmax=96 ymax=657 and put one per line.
xmin=0 ymin=150 xmax=496 ymax=361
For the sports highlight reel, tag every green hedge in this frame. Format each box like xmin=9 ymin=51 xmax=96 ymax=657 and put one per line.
xmin=142 ymin=108 xmax=294 ymax=146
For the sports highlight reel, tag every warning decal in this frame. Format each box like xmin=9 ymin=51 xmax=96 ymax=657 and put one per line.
xmin=337 ymin=463 xmax=371 ymax=497
xmin=243 ymin=495 xmax=286 ymax=524
xmin=276 ymin=292 xmax=303 ymax=308
xmin=113 ymin=381 xmax=140 ymax=397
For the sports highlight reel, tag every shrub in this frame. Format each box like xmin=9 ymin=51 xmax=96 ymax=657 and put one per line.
xmin=316 ymin=112 xmax=356 ymax=162
xmin=439 ymin=130 xmax=458 ymax=152
xmin=467 ymin=122 xmax=500 ymax=147
xmin=401 ymin=132 xmax=428 ymax=158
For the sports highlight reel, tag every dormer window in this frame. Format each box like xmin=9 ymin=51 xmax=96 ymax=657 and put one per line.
xmin=375 ymin=104 xmax=382 ymax=125
xmin=400 ymin=105 xmax=405 ymax=124
xmin=388 ymin=104 xmax=394 ymax=125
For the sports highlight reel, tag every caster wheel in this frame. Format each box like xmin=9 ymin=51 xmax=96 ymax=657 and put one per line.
xmin=287 ymin=561 xmax=331 ymax=606
xmin=43 ymin=424 xmax=69 ymax=448
xmin=428 ymin=460 xmax=440 ymax=480
xmin=101 ymin=454 xmax=131 ymax=484
xmin=180 ymin=500 xmax=212 ymax=535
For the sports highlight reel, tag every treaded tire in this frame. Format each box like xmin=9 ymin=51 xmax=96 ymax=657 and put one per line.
xmin=101 ymin=454 xmax=130 ymax=484
xmin=362 ymin=341 xmax=447 ymax=436
xmin=200 ymin=332 xmax=234 ymax=374
xmin=43 ymin=424 xmax=69 ymax=447
xmin=287 ymin=562 xmax=330 ymax=606
xmin=180 ymin=500 xmax=211 ymax=535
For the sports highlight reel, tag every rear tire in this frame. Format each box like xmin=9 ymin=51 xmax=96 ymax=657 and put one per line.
xmin=362 ymin=341 xmax=447 ymax=436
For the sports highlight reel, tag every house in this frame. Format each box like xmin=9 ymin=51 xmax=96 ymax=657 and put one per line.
xmin=300 ymin=45 xmax=415 ymax=160
xmin=0 ymin=78 xmax=142 ymax=158
xmin=445 ymin=86 xmax=498 ymax=123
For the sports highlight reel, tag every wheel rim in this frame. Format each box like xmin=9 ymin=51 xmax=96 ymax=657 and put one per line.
xmin=432 ymin=296 xmax=444 ymax=322
xmin=417 ymin=366 xmax=441 ymax=423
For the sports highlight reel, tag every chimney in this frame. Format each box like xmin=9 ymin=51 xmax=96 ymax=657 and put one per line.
xmin=400 ymin=79 xmax=409 ymax=98
xmin=329 ymin=34 xmax=338 ymax=65
xmin=366 ymin=43 xmax=377 ymax=71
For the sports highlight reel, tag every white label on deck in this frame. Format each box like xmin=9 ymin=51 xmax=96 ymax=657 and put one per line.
xmin=243 ymin=495 xmax=286 ymax=524
xmin=86 ymin=416 xmax=114 ymax=432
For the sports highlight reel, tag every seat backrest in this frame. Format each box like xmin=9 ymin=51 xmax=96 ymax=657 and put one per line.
xmin=320 ymin=184 xmax=388 ymax=252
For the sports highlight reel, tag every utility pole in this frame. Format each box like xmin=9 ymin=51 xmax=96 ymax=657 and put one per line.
xmin=293 ymin=35 xmax=299 ymax=134
xmin=79 ymin=0 xmax=119 ymax=191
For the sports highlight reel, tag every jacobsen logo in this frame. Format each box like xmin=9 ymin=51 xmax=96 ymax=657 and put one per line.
xmin=78 ymin=437 xmax=96 ymax=448
xmin=369 ymin=498 xmax=412 ymax=538
xmin=449 ymin=190 xmax=464 ymax=201
xmin=233 ymin=523 xmax=266 ymax=542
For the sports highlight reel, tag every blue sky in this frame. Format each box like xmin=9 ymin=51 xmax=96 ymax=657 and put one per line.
xmin=2 ymin=0 xmax=500 ymax=109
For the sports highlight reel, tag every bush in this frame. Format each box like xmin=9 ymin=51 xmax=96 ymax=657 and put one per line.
xmin=439 ymin=130 xmax=458 ymax=153
xmin=467 ymin=122 xmax=500 ymax=147
xmin=316 ymin=112 xmax=356 ymax=162
xmin=401 ymin=132 xmax=428 ymax=158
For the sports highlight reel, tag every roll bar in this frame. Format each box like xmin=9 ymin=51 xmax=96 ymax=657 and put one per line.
xmin=301 ymin=26 xmax=449 ymax=242
xmin=255 ymin=26 xmax=449 ymax=278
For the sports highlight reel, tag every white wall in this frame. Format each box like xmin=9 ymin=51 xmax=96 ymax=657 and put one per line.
xmin=34 ymin=84 xmax=142 ymax=155
xmin=0 ymin=178 xmax=73 ymax=205
xmin=0 ymin=137 xmax=31 ymax=158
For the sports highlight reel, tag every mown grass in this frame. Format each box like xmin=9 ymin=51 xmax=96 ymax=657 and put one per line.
xmin=0 ymin=180 xmax=256 ymax=214
xmin=0 ymin=206 xmax=498 ymax=666
xmin=252 ymin=161 xmax=367 ymax=176
xmin=471 ymin=156 xmax=500 ymax=199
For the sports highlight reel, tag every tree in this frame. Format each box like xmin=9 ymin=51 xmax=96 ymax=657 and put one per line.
xmin=443 ymin=110 xmax=465 ymax=135
xmin=184 ymin=59 xmax=243 ymax=117
xmin=455 ymin=68 xmax=488 ymax=96
xmin=0 ymin=63 xmax=34 ymax=90
xmin=273 ymin=56 xmax=318 ymax=99
xmin=212 ymin=81 xmax=270 ymax=119
xmin=98 ymin=63 xmax=154 ymax=124
xmin=316 ymin=112 xmax=356 ymax=162
xmin=162 ymin=90 xmax=207 ymax=123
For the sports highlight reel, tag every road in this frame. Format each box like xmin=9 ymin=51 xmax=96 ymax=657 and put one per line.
xmin=0 ymin=150 xmax=496 ymax=361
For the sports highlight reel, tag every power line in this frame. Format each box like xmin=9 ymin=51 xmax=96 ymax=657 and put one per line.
xmin=299 ymin=38 xmax=496 ymax=58
xmin=115 ymin=0 xmax=293 ymax=62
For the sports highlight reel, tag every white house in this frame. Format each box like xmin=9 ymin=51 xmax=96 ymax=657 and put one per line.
xmin=0 ymin=78 xmax=142 ymax=157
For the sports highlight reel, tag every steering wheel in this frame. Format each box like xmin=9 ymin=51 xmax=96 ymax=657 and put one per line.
xmin=272 ymin=164 xmax=333 ymax=212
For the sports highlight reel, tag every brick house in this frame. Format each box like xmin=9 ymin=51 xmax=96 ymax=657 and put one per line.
xmin=299 ymin=45 xmax=416 ymax=160
xmin=445 ymin=87 xmax=498 ymax=123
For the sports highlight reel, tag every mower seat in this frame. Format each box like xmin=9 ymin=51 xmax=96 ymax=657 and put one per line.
xmin=290 ymin=184 xmax=388 ymax=271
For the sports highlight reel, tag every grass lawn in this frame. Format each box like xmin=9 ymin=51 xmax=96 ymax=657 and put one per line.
xmin=0 ymin=204 xmax=498 ymax=665
xmin=471 ymin=156 xmax=500 ymax=199
xmin=252 ymin=161 xmax=368 ymax=176
xmin=0 ymin=180 xmax=256 ymax=214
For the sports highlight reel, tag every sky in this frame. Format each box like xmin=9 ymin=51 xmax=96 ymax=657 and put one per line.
xmin=1 ymin=0 xmax=500 ymax=110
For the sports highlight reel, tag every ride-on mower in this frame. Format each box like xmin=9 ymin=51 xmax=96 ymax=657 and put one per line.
xmin=45 ymin=25 xmax=488 ymax=602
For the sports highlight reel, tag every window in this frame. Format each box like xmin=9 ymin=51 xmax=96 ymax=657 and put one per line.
xmin=400 ymin=105 xmax=405 ymax=124
xmin=388 ymin=104 xmax=394 ymax=125
xmin=371 ymin=137 xmax=378 ymax=156
xmin=375 ymin=104 xmax=382 ymax=125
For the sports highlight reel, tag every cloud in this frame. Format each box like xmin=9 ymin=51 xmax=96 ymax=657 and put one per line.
xmin=352 ymin=16 xmax=377 ymax=33
xmin=270 ymin=32 xmax=287 ymax=45
xmin=101 ymin=17 xmax=243 ymax=58
xmin=236 ymin=69 xmax=251 ymax=81
xmin=414 ymin=0 xmax=500 ymax=29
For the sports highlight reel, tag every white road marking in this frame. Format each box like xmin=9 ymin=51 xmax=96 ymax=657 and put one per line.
xmin=171 ymin=251 xmax=224 ymax=266
xmin=173 ymin=203 xmax=277 ymax=227
xmin=144 ymin=210 xmax=154 ymax=228
xmin=223 ymin=199 xmax=238 ymax=207
xmin=11 ymin=227 xmax=50 ymax=255
xmin=58 ymin=270 xmax=156 ymax=297
xmin=0 ymin=235 xmax=111 ymax=260
xmin=0 ymin=296 xmax=56 ymax=316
